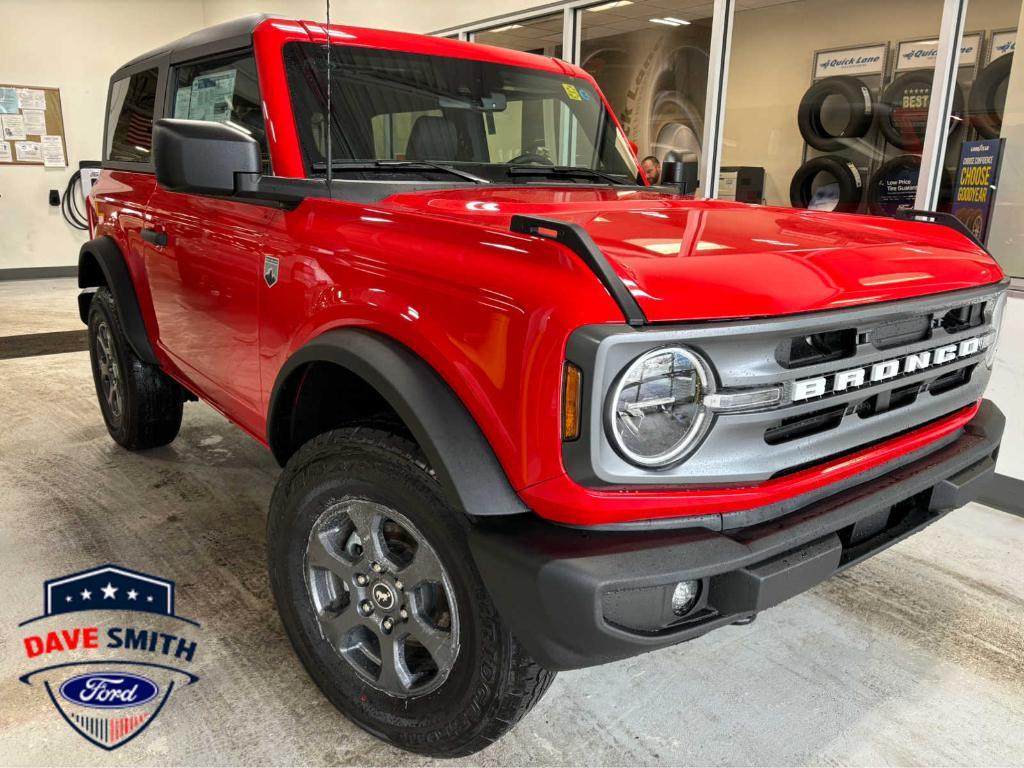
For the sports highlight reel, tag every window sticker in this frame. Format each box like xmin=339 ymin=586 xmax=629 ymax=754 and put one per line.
xmin=188 ymin=69 xmax=237 ymax=123
xmin=562 ymin=83 xmax=582 ymax=101
xmin=174 ymin=87 xmax=191 ymax=119
xmin=578 ymin=88 xmax=591 ymax=102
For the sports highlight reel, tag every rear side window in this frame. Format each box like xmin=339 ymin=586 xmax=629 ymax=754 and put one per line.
xmin=172 ymin=52 xmax=269 ymax=171
xmin=106 ymin=68 xmax=159 ymax=163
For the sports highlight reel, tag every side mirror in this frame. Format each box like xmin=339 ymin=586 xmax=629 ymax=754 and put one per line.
xmin=152 ymin=118 xmax=260 ymax=196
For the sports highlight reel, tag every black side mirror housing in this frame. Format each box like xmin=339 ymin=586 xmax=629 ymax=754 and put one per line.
xmin=153 ymin=118 xmax=260 ymax=196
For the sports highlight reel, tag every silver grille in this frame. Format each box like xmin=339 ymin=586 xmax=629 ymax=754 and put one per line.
xmin=564 ymin=282 xmax=1007 ymax=487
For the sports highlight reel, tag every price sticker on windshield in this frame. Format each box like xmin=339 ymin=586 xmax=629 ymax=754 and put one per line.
xmin=562 ymin=83 xmax=583 ymax=101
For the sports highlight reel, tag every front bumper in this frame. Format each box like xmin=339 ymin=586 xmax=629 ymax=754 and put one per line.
xmin=470 ymin=400 xmax=1004 ymax=671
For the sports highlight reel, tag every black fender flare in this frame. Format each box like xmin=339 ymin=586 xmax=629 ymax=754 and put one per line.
xmin=267 ymin=328 xmax=529 ymax=518
xmin=77 ymin=236 xmax=159 ymax=365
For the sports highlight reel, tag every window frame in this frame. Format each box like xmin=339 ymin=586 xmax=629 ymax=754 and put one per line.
xmin=166 ymin=46 xmax=271 ymax=173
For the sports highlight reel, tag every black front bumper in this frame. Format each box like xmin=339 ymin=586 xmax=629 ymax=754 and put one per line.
xmin=470 ymin=400 xmax=1004 ymax=671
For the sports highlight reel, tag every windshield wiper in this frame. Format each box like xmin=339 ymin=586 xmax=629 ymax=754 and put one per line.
xmin=312 ymin=159 xmax=489 ymax=184
xmin=504 ymin=165 xmax=635 ymax=186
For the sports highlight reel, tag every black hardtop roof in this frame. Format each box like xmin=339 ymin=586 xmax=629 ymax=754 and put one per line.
xmin=115 ymin=13 xmax=277 ymax=74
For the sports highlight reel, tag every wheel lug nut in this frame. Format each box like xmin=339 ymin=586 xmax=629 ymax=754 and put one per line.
xmin=382 ymin=617 xmax=394 ymax=632
xmin=371 ymin=561 xmax=383 ymax=573
xmin=394 ymin=580 xmax=403 ymax=590
xmin=356 ymin=574 xmax=368 ymax=586
xmin=359 ymin=600 xmax=373 ymax=616
xmin=399 ymin=608 xmax=409 ymax=620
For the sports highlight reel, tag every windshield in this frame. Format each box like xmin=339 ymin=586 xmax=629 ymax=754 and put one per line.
xmin=283 ymin=42 xmax=641 ymax=185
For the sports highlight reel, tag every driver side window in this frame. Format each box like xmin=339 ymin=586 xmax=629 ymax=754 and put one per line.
xmin=171 ymin=51 xmax=270 ymax=172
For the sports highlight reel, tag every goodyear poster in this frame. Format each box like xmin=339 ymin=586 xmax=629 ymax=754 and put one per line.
xmin=951 ymin=139 xmax=1005 ymax=244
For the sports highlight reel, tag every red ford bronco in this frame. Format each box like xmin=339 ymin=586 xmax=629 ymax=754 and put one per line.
xmin=80 ymin=15 xmax=1007 ymax=757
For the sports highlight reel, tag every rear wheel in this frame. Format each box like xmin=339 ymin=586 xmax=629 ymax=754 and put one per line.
xmin=268 ymin=428 xmax=555 ymax=757
xmin=87 ymin=287 xmax=183 ymax=450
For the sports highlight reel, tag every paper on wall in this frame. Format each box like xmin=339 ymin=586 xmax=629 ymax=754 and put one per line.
xmin=0 ymin=87 xmax=18 ymax=114
xmin=16 ymin=88 xmax=46 ymax=111
xmin=41 ymin=135 xmax=66 ymax=167
xmin=22 ymin=109 xmax=46 ymax=136
xmin=2 ymin=114 xmax=26 ymax=140
xmin=0 ymin=142 xmax=12 ymax=162
xmin=14 ymin=140 xmax=42 ymax=162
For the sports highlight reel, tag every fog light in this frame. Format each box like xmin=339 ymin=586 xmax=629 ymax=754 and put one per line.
xmin=671 ymin=580 xmax=700 ymax=616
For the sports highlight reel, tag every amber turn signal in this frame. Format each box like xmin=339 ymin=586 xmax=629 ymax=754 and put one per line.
xmin=562 ymin=362 xmax=582 ymax=441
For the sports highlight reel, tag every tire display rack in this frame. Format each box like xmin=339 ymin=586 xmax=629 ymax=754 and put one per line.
xmin=791 ymin=42 xmax=890 ymax=214
xmin=790 ymin=29 xmax=1016 ymax=218
xmin=867 ymin=32 xmax=982 ymax=216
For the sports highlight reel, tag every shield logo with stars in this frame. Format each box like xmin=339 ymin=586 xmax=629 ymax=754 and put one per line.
xmin=18 ymin=564 xmax=201 ymax=750
xmin=40 ymin=564 xmax=176 ymax=619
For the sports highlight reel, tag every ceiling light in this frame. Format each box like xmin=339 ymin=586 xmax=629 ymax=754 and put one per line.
xmin=488 ymin=23 xmax=523 ymax=33
xmin=650 ymin=17 xmax=682 ymax=26
xmin=663 ymin=16 xmax=691 ymax=25
xmin=588 ymin=0 xmax=634 ymax=11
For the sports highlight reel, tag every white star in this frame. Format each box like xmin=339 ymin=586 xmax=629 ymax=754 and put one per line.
xmin=127 ymin=589 xmax=138 ymax=600
xmin=65 ymin=596 xmax=73 ymax=602
xmin=146 ymin=595 xmax=153 ymax=602
xmin=80 ymin=589 xmax=92 ymax=600
xmin=101 ymin=582 xmax=118 ymax=600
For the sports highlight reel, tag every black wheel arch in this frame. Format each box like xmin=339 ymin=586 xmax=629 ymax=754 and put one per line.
xmin=78 ymin=236 xmax=159 ymax=366
xmin=267 ymin=328 xmax=528 ymax=518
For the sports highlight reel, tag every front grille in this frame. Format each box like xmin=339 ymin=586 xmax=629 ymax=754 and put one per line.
xmin=565 ymin=282 xmax=1005 ymax=487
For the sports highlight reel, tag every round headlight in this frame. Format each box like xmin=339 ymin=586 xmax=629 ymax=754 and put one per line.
xmin=606 ymin=346 xmax=711 ymax=468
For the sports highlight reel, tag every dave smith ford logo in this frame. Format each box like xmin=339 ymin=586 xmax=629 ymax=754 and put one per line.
xmin=17 ymin=565 xmax=200 ymax=750
xmin=792 ymin=335 xmax=988 ymax=400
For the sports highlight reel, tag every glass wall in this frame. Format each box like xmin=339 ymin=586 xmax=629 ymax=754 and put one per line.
xmin=472 ymin=13 xmax=564 ymax=58
xmin=721 ymin=0 xmax=945 ymax=214
xmin=579 ymin=1 xmax=712 ymax=181
xmin=440 ymin=0 xmax=1023 ymax=275
xmin=959 ymin=0 xmax=1021 ymax=275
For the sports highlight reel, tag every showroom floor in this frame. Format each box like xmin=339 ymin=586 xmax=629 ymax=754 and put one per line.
xmin=1 ymin=278 xmax=1023 ymax=766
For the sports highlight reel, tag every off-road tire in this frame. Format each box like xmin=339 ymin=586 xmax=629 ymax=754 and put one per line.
xmin=87 ymin=287 xmax=183 ymax=449
xmin=268 ymin=428 xmax=555 ymax=758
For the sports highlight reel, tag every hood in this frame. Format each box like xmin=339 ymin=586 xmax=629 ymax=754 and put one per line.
xmin=381 ymin=186 xmax=1002 ymax=323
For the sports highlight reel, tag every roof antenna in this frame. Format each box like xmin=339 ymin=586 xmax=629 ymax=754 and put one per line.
xmin=324 ymin=0 xmax=333 ymax=198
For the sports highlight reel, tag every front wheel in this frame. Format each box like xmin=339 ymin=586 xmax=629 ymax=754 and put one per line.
xmin=267 ymin=428 xmax=555 ymax=757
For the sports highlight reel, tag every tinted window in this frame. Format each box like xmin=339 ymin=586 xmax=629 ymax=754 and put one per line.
xmin=282 ymin=42 xmax=637 ymax=181
xmin=106 ymin=68 xmax=158 ymax=164
xmin=172 ymin=52 xmax=269 ymax=171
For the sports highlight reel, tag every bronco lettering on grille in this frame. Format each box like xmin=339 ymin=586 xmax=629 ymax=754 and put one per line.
xmin=792 ymin=336 xmax=985 ymax=401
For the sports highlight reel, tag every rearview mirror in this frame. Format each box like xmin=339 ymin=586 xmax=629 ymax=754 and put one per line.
xmin=153 ymin=118 xmax=260 ymax=196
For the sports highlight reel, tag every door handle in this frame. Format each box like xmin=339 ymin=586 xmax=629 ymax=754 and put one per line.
xmin=141 ymin=228 xmax=168 ymax=247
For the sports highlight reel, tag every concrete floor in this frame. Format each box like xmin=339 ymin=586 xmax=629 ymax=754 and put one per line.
xmin=1 ymin=278 xmax=1023 ymax=766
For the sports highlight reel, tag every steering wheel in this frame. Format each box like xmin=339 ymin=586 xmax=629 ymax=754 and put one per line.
xmin=507 ymin=152 xmax=554 ymax=166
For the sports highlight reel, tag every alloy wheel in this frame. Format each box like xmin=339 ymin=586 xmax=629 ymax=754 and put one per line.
xmin=95 ymin=321 xmax=123 ymax=424
xmin=304 ymin=499 xmax=460 ymax=697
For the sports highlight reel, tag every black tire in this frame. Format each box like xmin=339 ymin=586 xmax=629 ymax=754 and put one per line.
xmin=797 ymin=76 xmax=875 ymax=151
xmin=87 ymin=287 xmax=183 ymax=450
xmin=969 ymin=53 xmax=1013 ymax=139
xmin=865 ymin=154 xmax=953 ymax=216
xmin=789 ymin=154 xmax=863 ymax=213
xmin=878 ymin=71 xmax=964 ymax=150
xmin=267 ymin=428 xmax=555 ymax=758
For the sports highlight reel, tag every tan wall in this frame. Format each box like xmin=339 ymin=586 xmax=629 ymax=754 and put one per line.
xmin=0 ymin=0 xmax=544 ymax=271
xmin=722 ymin=0 xmax=1020 ymax=208
xmin=0 ymin=0 xmax=206 ymax=271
